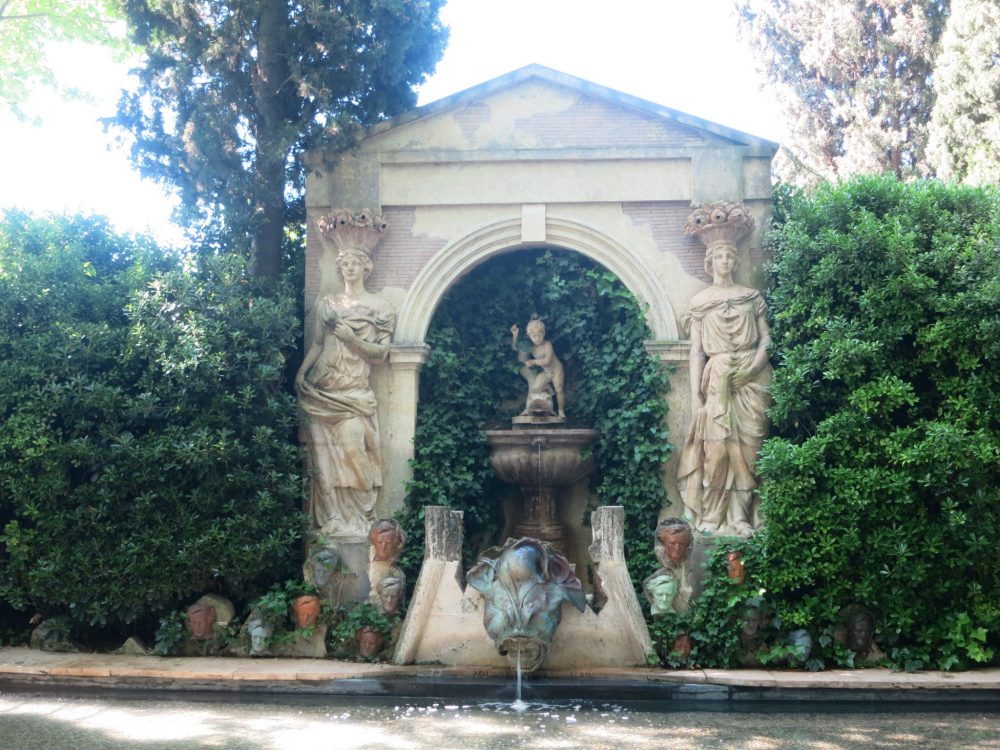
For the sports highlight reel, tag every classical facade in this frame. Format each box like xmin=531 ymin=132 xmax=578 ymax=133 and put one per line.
xmin=303 ymin=64 xmax=778 ymax=541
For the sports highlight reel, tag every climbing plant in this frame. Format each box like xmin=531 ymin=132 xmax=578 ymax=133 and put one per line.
xmin=397 ymin=249 xmax=670 ymax=586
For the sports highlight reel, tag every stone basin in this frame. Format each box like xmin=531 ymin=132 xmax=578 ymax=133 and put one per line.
xmin=485 ymin=428 xmax=599 ymax=545
xmin=484 ymin=428 xmax=598 ymax=486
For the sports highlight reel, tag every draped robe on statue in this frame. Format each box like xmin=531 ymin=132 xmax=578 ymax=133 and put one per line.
xmin=678 ymin=290 xmax=771 ymax=535
xmin=298 ymin=296 xmax=396 ymax=537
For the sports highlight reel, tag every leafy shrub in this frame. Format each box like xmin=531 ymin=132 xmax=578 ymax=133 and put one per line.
xmin=0 ymin=212 xmax=304 ymax=639
xmin=398 ymin=249 xmax=670 ymax=586
xmin=758 ymin=177 xmax=1000 ymax=669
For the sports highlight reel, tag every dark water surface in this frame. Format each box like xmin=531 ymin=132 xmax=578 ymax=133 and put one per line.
xmin=1 ymin=692 xmax=998 ymax=749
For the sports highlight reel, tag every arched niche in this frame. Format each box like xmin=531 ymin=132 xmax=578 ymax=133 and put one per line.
xmin=394 ymin=216 xmax=680 ymax=345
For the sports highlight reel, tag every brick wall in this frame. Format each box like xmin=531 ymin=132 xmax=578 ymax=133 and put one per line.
xmin=367 ymin=207 xmax=448 ymax=291
xmin=623 ymin=202 xmax=708 ymax=281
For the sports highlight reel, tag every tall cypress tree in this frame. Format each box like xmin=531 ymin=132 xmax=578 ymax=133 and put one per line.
xmin=116 ymin=1 xmax=447 ymax=279
xmin=736 ymin=0 xmax=948 ymax=184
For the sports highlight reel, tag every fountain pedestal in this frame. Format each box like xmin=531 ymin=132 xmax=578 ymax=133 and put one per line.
xmin=485 ymin=428 xmax=599 ymax=547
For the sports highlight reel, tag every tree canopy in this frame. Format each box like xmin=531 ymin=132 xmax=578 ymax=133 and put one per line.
xmin=0 ymin=0 xmax=124 ymax=119
xmin=115 ymin=0 xmax=448 ymax=279
xmin=926 ymin=0 xmax=1000 ymax=185
xmin=736 ymin=0 xmax=949 ymax=183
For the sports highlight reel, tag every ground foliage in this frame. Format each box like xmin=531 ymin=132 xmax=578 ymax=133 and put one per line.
xmin=756 ymin=176 xmax=1000 ymax=670
xmin=0 ymin=212 xmax=304 ymax=643
xmin=397 ymin=250 xmax=670 ymax=585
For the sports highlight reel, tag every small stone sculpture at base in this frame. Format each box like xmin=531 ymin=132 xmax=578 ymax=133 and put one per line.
xmin=643 ymin=573 xmax=680 ymax=616
xmin=834 ymin=604 xmax=886 ymax=663
xmin=246 ymin=612 xmax=275 ymax=657
xmin=375 ymin=576 xmax=405 ymax=616
xmin=739 ymin=605 xmax=768 ymax=666
xmin=356 ymin=624 xmax=385 ymax=659
xmin=644 ymin=518 xmax=693 ymax=617
xmin=179 ymin=594 xmax=235 ymax=656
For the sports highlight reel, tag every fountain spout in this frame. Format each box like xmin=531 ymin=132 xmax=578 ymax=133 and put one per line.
xmin=467 ymin=538 xmax=587 ymax=672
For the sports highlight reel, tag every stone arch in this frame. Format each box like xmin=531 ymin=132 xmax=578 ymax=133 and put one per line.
xmin=394 ymin=216 xmax=680 ymax=344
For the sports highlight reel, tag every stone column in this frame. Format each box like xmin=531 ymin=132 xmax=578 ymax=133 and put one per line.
xmin=378 ymin=343 xmax=430 ymax=519
xmin=644 ymin=339 xmax=691 ymax=518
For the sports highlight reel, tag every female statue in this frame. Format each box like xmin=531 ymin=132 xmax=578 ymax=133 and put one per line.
xmin=678 ymin=205 xmax=771 ymax=538
xmin=296 ymin=240 xmax=396 ymax=538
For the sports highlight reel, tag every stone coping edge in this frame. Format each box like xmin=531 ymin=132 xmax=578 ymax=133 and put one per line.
xmin=1 ymin=649 xmax=999 ymax=702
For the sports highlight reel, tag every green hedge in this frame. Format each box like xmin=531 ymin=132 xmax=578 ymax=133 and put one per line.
xmin=758 ymin=177 xmax=1000 ymax=669
xmin=0 ymin=212 xmax=304 ymax=640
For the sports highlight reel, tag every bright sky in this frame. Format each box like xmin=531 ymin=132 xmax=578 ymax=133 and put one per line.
xmin=0 ymin=0 xmax=784 ymax=249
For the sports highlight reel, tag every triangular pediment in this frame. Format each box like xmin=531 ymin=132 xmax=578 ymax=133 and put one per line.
xmin=360 ymin=64 xmax=777 ymax=154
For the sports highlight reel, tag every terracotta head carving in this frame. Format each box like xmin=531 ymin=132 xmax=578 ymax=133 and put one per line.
xmin=726 ymin=550 xmax=745 ymax=584
xmin=368 ymin=520 xmax=404 ymax=563
xmin=655 ymin=518 xmax=693 ymax=565
xmin=185 ymin=603 xmax=217 ymax=640
xmin=356 ymin=624 xmax=384 ymax=658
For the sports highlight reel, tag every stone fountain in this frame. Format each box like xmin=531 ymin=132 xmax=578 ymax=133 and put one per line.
xmin=393 ymin=317 xmax=652 ymax=673
xmin=485 ymin=315 xmax=598 ymax=549
xmin=484 ymin=428 xmax=597 ymax=547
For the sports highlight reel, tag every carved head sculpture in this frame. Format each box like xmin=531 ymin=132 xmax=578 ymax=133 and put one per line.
xmin=185 ymin=603 xmax=217 ymax=641
xmin=525 ymin=314 xmax=546 ymax=345
xmin=655 ymin=518 xmax=693 ymax=566
xmin=643 ymin=573 xmax=679 ymax=617
xmin=467 ymin=538 xmax=587 ymax=672
xmin=368 ymin=520 xmax=405 ymax=563
xmin=291 ymin=595 xmax=321 ymax=630
xmin=307 ymin=547 xmax=341 ymax=590
xmin=740 ymin=606 xmax=766 ymax=648
xmin=356 ymin=624 xmax=384 ymax=658
xmin=672 ymin=633 xmax=694 ymax=660
xmin=839 ymin=604 xmax=877 ymax=654
xmin=336 ymin=246 xmax=374 ymax=280
xmin=247 ymin=616 xmax=273 ymax=657
xmin=376 ymin=576 xmax=405 ymax=616
xmin=704 ymin=241 xmax=740 ymax=277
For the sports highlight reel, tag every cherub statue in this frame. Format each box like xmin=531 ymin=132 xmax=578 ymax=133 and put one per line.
xmin=510 ymin=314 xmax=565 ymax=419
